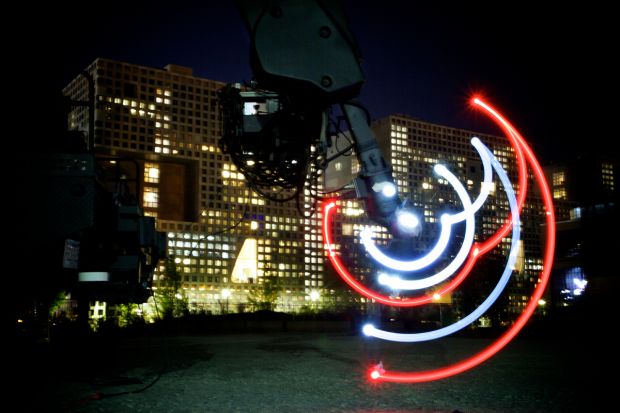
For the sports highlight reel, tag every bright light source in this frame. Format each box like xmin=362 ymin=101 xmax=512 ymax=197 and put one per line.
xmin=78 ymin=272 xmax=110 ymax=282
xmin=250 ymin=221 xmax=259 ymax=230
xmin=370 ymin=370 xmax=381 ymax=380
xmin=361 ymin=162 xmax=475 ymax=287
xmin=361 ymin=139 xmax=493 ymax=289
xmin=396 ymin=210 xmax=419 ymax=231
xmin=182 ymin=258 xmax=190 ymax=265
xmin=573 ymin=277 xmax=587 ymax=296
xmin=362 ymin=324 xmax=375 ymax=336
xmin=377 ymin=273 xmax=390 ymax=285
xmin=372 ymin=181 xmax=397 ymax=197
xmin=310 ymin=290 xmax=320 ymax=301
xmin=574 ymin=278 xmax=587 ymax=289
xmin=537 ymin=299 xmax=546 ymax=306
xmin=433 ymin=293 xmax=441 ymax=300
xmin=175 ymin=293 xmax=183 ymax=300
xmin=382 ymin=183 xmax=397 ymax=197
xmin=361 ymin=144 xmax=521 ymax=343
xmin=221 ymin=289 xmax=231 ymax=299
xmin=148 ymin=167 xmax=159 ymax=179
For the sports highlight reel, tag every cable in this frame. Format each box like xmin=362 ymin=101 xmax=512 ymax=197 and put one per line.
xmin=219 ymin=84 xmax=375 ymax=220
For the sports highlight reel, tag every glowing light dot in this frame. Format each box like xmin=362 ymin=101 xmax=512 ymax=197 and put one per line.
xmin=434 ymin=164 xmax=447 ymax=174
xmin=381 ymin=183 xmax=397 ymax=197
xmin=362 ymin=324 xmax=375 ymax=336
xmin=473 ymin=247 xmax=480 ymax=256
xmin=370 ymin=370 xmax=381 ymax=380
xmin=397 ymin=211 xmax=419 ymax=231
xmin=377 ymin=273 xmax=390 ymax=285
xmin=433 ymin=293 xmax=441 ymax=300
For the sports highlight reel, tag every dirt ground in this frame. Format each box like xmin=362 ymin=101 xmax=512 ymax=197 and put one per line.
xmin=13 ymin=326 xmax=610 ymax=413
xmin=12 ymin=326 xmax=607 ymax=413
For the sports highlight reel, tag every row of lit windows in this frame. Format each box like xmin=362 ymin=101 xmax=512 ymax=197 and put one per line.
xmin=553 ymin=188 xmax=567 ymax=200
xmin=391 ymin=124 xmax=408 ymax=133
xmin=602 ymin=162 xmax=615 ymax=190
xmin=552 ymin=171 xmax=565 ymax=186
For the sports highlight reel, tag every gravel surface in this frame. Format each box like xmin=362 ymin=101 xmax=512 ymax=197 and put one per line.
xmin=15 ymin=330 xmax=607 ymax=413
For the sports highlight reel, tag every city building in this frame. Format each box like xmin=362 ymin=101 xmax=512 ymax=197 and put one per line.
xmin=64 ymin=58 xmax=325 ymax=314
xmin=545 ymin=154 xmax=618 ymax=310
xmin=64 ymin=58 xmax=558 ymax=323
xmin=324 ymin=114 xmax=549 ymax=323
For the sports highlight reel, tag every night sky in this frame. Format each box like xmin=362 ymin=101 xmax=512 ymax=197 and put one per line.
xmin=20 ymin=1 xmax=615 ymax=163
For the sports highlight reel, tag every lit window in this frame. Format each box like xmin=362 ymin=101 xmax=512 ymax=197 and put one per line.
xmin=553 ymin=188 xmax=567 ymax=200
xmin=144 ymin=163 xmax=160 ymax=183
xmin=602 ymin=162 xmax=614 ymax=190
xmin=342 ymin=224 xmax=353 ymax=236
xmin=143 ymin=187 xmax=159 ymax=208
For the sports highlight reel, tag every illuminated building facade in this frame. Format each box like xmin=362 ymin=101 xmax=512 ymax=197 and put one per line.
xmin=325 ymin=114 xmax=548 ymax=319
xmin=64 ymin=58 xmax=324 ymax=313
xmin=545 ymin=155 xmax=619 ymax=309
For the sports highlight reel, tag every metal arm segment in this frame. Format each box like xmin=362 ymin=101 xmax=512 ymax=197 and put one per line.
xmin=342 ymin=102 xmax=401 ymax=227
xmin=228 ymin=0 xmax=403 ymax=228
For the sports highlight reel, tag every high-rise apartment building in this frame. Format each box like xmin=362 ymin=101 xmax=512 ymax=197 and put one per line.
xmin=64 ymin=58 xmax=325 ymax=313
xmin=545 ymin=154 xmax=617 ymax=208
xmin=325 ymin=114 xmax=548 ymax=320
xmin=545 ymin=154 xmax=618 ymax=309
xmin=64 ymin=58 xmax=553 ymax=321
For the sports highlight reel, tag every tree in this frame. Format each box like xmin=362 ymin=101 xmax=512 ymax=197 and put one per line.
xmin=116 ymin=303 xmax=143 ymax=327
xmin=247 ymin=275 xmax=281 ymax=311
xmin=156 ymin=255 xmax=189 ymax=319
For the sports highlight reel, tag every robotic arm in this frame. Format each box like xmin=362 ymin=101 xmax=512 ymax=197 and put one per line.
xmin=219 ymin=0 xmax=405 ymax=230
